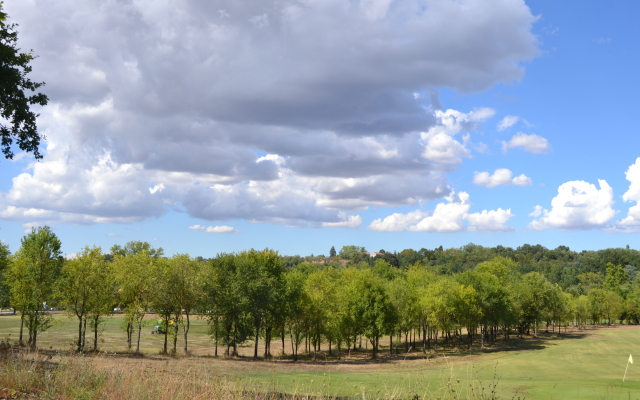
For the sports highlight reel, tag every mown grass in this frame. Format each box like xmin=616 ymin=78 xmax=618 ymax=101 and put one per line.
xmin=2 ymin=313 xmax=640 ymax=399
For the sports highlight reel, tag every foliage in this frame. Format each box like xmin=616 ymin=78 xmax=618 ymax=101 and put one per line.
xmin=0 ymin=4 xmax=48 ymax=160
xmin=57 ymin=246 xmax=114 ymax=351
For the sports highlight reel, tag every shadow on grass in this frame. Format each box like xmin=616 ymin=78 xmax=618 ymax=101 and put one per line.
xmin=10 ymin=325 xmax=609 ymax=368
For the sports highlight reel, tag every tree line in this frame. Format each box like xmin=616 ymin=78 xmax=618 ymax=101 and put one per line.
xmin=1 ymin=227 xmax=640 ymax=359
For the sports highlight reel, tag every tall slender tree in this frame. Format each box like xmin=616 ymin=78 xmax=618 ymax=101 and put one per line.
xmin=12 ymin=227 xmax=62 ymax=349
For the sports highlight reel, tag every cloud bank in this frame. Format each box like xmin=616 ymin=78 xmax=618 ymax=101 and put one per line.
xmin=1 ymin=0 xmax=539 ymax=228
xmin=368 ymin=191 xmax=515 ymax=232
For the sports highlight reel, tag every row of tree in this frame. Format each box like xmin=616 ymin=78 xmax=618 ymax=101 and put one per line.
xmin=1 ymin=228 xmax=639 ymax=360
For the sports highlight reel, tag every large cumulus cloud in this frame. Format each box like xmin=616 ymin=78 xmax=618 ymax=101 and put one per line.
xmin=1 ymin=0 xmax=539 ymax=227
xmin=528 ymin=180 xmax=616 ymax=231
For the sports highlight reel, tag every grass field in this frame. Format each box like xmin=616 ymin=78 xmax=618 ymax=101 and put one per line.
xmin=1 ymin=313 xmax=640 ymax=399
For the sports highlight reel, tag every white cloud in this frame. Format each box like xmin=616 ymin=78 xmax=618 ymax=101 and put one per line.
xmin=421 ymin=132 xmax=470 ymax=165
xmin=107 ymin=233 xmax=122 ymax=237
xmin=466 ymin=208 xmax=515 ymax=232
xmin=470 ymin=107 xmax=497 ymax=121
xmin=512 ymin=174 xmax=533 ymax=186
xmin=412 ymin=192 xmax=471 ymax=232
xmin=149 ymin=183 xmax=165 ymax=194
xmin=368 ymin=191 xmax=514 ymax=232
xmin=420 ymin=108 xmax=495 ymax=165
xmin=188 ymin=225 xmax=240 ymax=234
xmin=622 ymin=157 xmax=640 ymax=203
xmin=613 ymin=158 xmax=640 ymax=230
xmin=0 ymin=0 xmax=539 ymax=228
xmin=473 ymin=168 xmax=532 ymax=188
xmin=528 ymin=180 xmax=616 ymax=231
xmin=368 ymin=209 xmax=428 ymax=232
xmin=497 ymin=115 xmax=519 ymax=131
xmin=529 ymin=205 xmax=543 ymax=217
xmin=321 ymin=213 xmax=362 ymax=229
xmin=502 ymin=132 xmax=551 ymax=154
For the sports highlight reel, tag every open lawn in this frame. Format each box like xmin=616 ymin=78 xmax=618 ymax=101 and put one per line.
xmin=2 ymin=313 xmax=640 ymax=399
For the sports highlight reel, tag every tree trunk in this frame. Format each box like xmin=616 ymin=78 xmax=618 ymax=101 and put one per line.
xmin=136 ymin=318 xmax=143 ymax=353
xmin=93 ymin=316 xmax=100 ymax=351
xmin=389 ymin=334 xmax=393 ymax=355
xmin=253 ymin=324 xmax=260 ymax=359
xmin=264 ymin=326 xmax=272 ymax=358
xmin=214 ymin=325 xmax=219 ymax=357
xmin=32 ymin=309 xmax=39 ymax=350
xmin=127 ymin=322 xmax=133 ymax=351
xmin=290 ymin=328 xmax=296 ymax=361
xmin=232 ymin=323 xmax=238 ymax=357
xmin=19 ymin=313 xmax=24 ymax=346
xmin=77 ymin=314 xmax=84 ymax=352
xmin=172 ymin=323 xmax=178 ymax=353
xmin=225 ymin=330 xmax=230 ymax=357
xmin=183 ymin=311 xmax=190 ymax=354
xmin=434 ymin=329 xmax=438 ymax=351
xmin=163 ymin=322 xmax=169 ymax=354
xmin=313 ymin=334 xmax=317 ymax=360
xmin=371 ymin=336 xmax=377 ymax=359
xmin=422 ymin=326 xmax=427 ymax=353
xmin=81 ymin=316 xmax=87 ymax=352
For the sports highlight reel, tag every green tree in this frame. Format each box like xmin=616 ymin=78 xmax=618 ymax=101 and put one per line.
xmin=110 ymin=241 xmax=164 ymax=258
xmin=515 ymin=272 xmax=553 ymax=337
xmin=0 ymin=5 xmax=48 ymax=160
xmin=305 ymin=267 xmax=341 ymax=358
xmin=150 ymin=257 xmax=178 ymax=354
xmin=6 ymin=253 xmax=30 ymax=344
xmin=587 ymin=289 xmax=607 ymax=324
xmin=334 ymin=267 xmax=364 ymax=355
xmin=284 ymin=270 xmax=311 ymax=361
xmin=476 ymin=256 xmax=518 ymax=282
xmin=11 ymin=226 xmax=62 ymax=349
xmin=204 ymin=253 xmax=248 ymax=357
xmin=169 ymin=254 xmax=203 ymax=354
xmin=339 ymin=245 xmax=366 ymax=260
xmin=350 ymin=269 xmax=395 ymax=359
xmin=57 ymin=246 xmax=113 ymax=352
xmin=329 ymin=246 xmax=337 ymax=258
xmin=235 ymin=249 xmax=285 ymax=359
xmin=457 ymin=270 xmax=510 ymax=346
xmin=113 ymin=250 xmax=156 ymax=353
xmin=0 ymin=241 xmax=12 ymax=310
xmin=624 ymin=286 xmax=640 ymax=324
xmin=604 ymin=263 xmax=629 ymax=298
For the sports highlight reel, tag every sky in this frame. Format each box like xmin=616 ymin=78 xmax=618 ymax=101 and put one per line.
xmin=1 ymin=0 xmax=639 ymax=257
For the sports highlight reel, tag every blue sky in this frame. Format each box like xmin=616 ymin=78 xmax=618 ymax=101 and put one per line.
xmin=1 ymin=0 xmax=639 ymax=257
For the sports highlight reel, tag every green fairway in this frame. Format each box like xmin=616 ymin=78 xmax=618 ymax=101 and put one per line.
xmin=245 ymin=327 xmax=640 ymax=399
xmin=3 ymin=313 xmax=640 ymax=399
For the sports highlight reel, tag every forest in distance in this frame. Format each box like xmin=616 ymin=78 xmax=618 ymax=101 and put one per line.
xmin=2 ymin=225 xmax=640 ymax=362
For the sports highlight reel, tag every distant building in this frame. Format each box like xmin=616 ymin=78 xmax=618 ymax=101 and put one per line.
xmin=368 ymin=252 xmax=384 ymax=258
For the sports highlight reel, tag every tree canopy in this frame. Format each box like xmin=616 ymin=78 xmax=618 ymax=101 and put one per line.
xmin=0 ymin=5 xmax=48 ymax=160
